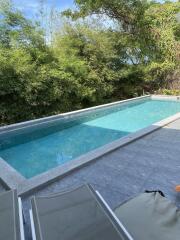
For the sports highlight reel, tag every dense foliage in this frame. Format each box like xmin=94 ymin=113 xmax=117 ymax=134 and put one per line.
xmin=0 ymin=0 xmax=179 ymax=125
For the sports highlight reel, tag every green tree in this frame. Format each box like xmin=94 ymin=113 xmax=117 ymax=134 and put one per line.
xmin=0 ymin=1 xmax=61 ymax=124
xmin=53 ymin=21 xmax=118 ymax=106
xmin=63 ymin=0 xmax=180 ymax=91
xmin=144 ymin=2 xmax=180 ymax=90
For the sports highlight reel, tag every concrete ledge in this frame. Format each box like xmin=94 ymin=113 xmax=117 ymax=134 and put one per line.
xmin=151 ymin=95 xmax=180 ymax=101
xmin=154 ymin=112 xmax=180 ymax=127
xmin=0 ymin=158 xmax=25 ymax=189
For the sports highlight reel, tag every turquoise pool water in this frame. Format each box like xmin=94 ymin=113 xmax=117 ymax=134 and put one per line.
xmin=0 ymin=99 xmax=180 ymax=178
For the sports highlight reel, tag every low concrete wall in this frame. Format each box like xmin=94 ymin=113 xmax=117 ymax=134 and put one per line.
xmin=0 ymin=158 xmax=25 ymax=189
xmin=151 ymin=95 xmax=180 ymax=101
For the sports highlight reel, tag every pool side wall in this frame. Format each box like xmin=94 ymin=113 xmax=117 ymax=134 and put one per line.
xmin=151 ymin=95 xmax=180 ymax=101
xmin=0 ymin=95 xmax=180 ymax=195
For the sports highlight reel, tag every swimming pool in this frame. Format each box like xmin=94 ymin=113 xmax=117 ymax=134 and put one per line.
xmin=0 ymin=96 xmax=180 ymax=179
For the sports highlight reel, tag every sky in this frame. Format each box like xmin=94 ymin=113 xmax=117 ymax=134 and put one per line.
xmin=12 ymin=0 xmax=75 ymax=18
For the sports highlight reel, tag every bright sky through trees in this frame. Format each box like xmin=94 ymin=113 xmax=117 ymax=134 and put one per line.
xmin=12 ymin=0 xmax=74 ymax=18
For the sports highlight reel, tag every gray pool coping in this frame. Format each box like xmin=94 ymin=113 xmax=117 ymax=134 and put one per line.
xmin=0 ymin=94 xmax=180 ymax=196
xmin=0 ymin=157 xmax=25 ymax=189
xmin=151 ymin=95 xmax=180 ymax=101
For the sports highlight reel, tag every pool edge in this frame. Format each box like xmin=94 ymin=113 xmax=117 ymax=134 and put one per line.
xmin=0 ymin=157 xmax=26 ymax=189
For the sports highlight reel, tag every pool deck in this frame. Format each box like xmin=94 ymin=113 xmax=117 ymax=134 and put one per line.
xmin=1 ymin=117 xmax=180 ymax=239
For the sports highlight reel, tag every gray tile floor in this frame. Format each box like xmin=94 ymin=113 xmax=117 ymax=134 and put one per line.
xmin=2 ymin=119 xmax=180 ymax=239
